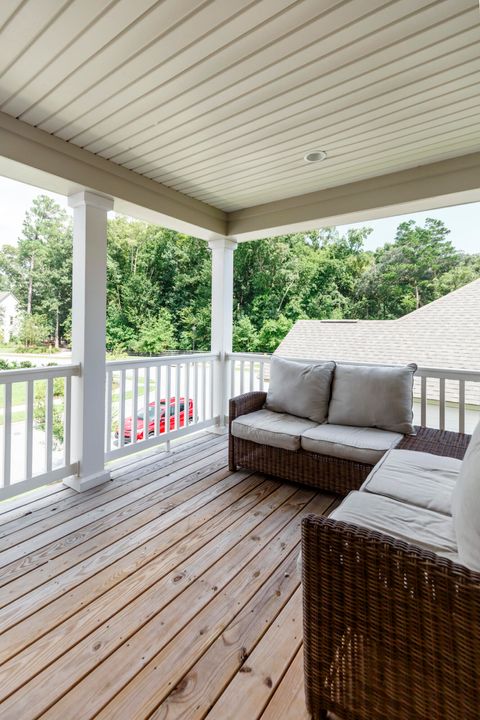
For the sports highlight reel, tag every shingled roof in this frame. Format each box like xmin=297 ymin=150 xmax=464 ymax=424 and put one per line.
xmin=276 ymin=279 xmax=480 ymax=408
xmin=276 ymin=278 xmax=480 ymax=372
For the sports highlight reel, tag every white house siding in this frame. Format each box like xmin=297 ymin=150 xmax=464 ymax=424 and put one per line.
xmin=0 ymin=293 xmax=18 ymax=343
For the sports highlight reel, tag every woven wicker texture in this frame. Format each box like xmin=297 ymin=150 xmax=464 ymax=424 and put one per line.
xmin=302 ymin=430 xmax=475 ymax=720
xmin=229 ymin=392 xmax=373 ymax=495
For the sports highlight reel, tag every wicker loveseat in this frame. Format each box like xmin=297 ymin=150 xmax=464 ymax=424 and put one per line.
xmin=302 ymin=425 xmax=479 ymax=720
xmin=229 ymin=390 xmax=388 ymax=495
xmin=229 ymin=358 xmax=418 ymax=496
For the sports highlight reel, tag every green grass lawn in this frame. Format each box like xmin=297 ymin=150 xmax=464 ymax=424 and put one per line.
xmin=0 ymin=375 xmax=155 ymax=427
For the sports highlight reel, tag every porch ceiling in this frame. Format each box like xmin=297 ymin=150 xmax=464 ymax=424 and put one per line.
xmin=0 ymin=0 xmax=479 ymax=237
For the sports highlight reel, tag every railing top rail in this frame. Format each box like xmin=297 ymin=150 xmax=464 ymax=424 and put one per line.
xmin=0 ymin=363 xmax=81 ymax=383
xmin=106 ymin=352 xmax=219 ymax=371
xmin=227 ymin=352 xmax=480 ymax=381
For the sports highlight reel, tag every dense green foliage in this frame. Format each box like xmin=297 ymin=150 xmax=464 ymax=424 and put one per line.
xmin=1 ymin=195 xmax=479 ymax=353
xmin=0 ymin=196 xmax=72 ymax=347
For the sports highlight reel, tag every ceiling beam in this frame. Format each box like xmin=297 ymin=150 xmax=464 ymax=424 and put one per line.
xmin=227 ymin=152 xmax=480 ymax=241
xmin=1 ymin=113 xmax=479 ymax=244
xmin=0 ymin=112 xmax=227 ymax=241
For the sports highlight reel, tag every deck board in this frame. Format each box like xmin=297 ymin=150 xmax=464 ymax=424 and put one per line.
xmin=0 ymin=433 xmax=336 ymax=719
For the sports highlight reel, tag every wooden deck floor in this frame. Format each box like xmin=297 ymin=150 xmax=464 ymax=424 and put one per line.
xmin=0 ymin=432 xmax=336 ymax=720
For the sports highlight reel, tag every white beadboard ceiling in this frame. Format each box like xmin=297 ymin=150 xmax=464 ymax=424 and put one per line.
xmin=0 ymin=0 xmax=479 ymax=213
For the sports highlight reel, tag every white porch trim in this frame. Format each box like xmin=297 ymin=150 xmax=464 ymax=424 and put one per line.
xmin=64 ymin=190 xmax=113 ymax=492
xmin=209 ymin=237 xmax=237 ymax=429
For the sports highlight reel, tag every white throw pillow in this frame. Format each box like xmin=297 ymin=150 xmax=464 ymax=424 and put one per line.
xmin=327 ymin=363 xmax=417 ymax=434
xmin=452 ymin=419 xmax=480 ymax=571
xmin=265 ymin=356 xmax=335 ymax=423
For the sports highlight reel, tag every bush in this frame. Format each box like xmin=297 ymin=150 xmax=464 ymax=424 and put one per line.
xmin=233 ymin=315 xmax=259 ymax=352
xmin=33 ymin=378 xmax=65 ymax=446
xmin=257 ymin=315 xmax=294 ymax=353
xmin=0 ymin=359 xmax=34 ymax=370
xmin=17 ymin=313 xmax=51 ymax=348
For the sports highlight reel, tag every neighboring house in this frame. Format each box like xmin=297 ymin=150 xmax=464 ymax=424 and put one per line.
xmin=0 ymin=292 xmax=19 ymax=343
xmin=276 ymin=278 xmax=480 ymax=406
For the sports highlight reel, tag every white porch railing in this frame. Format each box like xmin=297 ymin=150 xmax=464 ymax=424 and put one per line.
xmin=227 ymin=353 xmax=480 ymax=435
xmin=2 ymin=351 xmax=479 ymax=501
xmin=104 ymin=353 xmax=219 ymax=461
xmin=0 ymin=364 xmax=80 ymax=499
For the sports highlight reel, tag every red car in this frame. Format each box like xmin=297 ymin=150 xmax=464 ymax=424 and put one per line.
xmin=116 ymin=397 xmax=194 ymax=444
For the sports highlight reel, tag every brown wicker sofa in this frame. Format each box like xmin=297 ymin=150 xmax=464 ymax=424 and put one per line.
xmin=229 ymin=358 xmax=419 ymax=496
xmin=302 ymin=426 xmax=480 ymax=720
xmin=229 ymin=390 xmax=399 ymax=496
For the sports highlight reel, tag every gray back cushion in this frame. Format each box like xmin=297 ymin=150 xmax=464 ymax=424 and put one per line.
xmin=328 ymin=363 xmax=417 ymax=434
xmin=265 ymin=356 xmax=335 ymax=423
xmin=451 ymin=419 xmax=480 ymax=571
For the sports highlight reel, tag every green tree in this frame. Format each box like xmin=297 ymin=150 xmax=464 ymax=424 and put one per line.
xmin=106 ymin=217 xmax=211 ymax=352
xmin=2 ymin=194 xmax=479 ymax=360
xmin=131 ymin=311 xmax=176 ymax=354
xmin=17 ymin=313 xmax=51 ymax=348
xmin=257 ymin=315 xmax=294 ymax=353
xmin=1 ymin=195 xmax=72 ymax=344
xmin=353 ymin=219 xmax=460 ymax=318
xmin=233 ymin=315 xmax=259 ymax=352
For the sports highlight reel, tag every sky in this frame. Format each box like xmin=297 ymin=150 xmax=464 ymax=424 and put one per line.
xmin=337 ymin=203 xmax=480 ymax=254
xmin=0 ymin=174 xmax=479 ymax=253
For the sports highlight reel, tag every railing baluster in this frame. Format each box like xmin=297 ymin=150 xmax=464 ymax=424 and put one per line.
xmin=4 ymin=383 xmax=12 ymax=488
xmin=193 ymin=359 xmax=198 ymax=425
xmin=64 ymin=375 xmax=71 ymax=467
xmin=45 ymin=377 xmax=54 ymax=473
xmin=119 ymin=369 xmax=125 ymax=448
xmin=249 ymin=361 xmax=254 ymax=392
xmin=26 ymin=380 xmax=34 ymax=480
xmin=154 ymin=365 xmax=161 ymax=438
xmin=439 ymin=377 xmax=446 ymax=431
xmin=105 ymin=369 xmax=112 ymax=453
xmin=259 ymin=360 xmax=264 ymax=392
xmin=210 ymin=360 xmax=215 ymax=420
xmin=240 ymin=360 xmax=245 ymax=395
xmin=185 ymin=361 xmax=190 ymax=430
xmin=202 ymin=361 xmax=206 ymax=422
xmin=459 ymin=379 xmax=466 ymax=434
xmin=230 ymin=357 xmax=235 ymax=398
xmin=166 ymin=363 xmax=171 ymax=443
xmin=144 ymin=367 xmax=150 ymax=441
xmin=132 ymin=368 xmax=138 ymax=444
xmin=175 ymin=363 xmax=181 ymax=431
xmin=420 ymin=376 xmax=427 ymax=427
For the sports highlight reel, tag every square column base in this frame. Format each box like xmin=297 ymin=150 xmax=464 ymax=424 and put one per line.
xmin=63 ymin=469 xmax=111 ymax=492
xmin=208 ymin=424 xmax=229 ymax=436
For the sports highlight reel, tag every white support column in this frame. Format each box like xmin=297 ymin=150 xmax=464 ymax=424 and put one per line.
xmin=64 ymin=191 xmax=113 ymax=492
xmin=208 ymin=237 xmax=237 ymax=430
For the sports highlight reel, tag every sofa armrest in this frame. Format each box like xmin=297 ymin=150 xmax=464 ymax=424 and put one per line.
xmin=301 ymin=513 xmax=480 ymax=720
xmin=228 ymin=392 xmax=266 ymax=471
xmin=228 ymin=391 xmax=267 ymax=428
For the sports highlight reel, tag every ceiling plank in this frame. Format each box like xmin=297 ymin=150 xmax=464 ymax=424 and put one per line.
xmin=0 ymin=112 xmax=226 ymax=240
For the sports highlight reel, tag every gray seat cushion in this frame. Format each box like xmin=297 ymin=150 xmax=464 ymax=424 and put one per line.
xmin=231 ymin=409 xmax=317 ymax=451
xmin=330 ymin=491 xmax=459 ymax=563
xmin=327 ymin=362 xmax=417 ymax=434
xmin=265 ymin=355 xmax=335 ymax=423
xmin=360 ymin=449 xmax=461 ymax=515
xmin=301 ymin=424 xmax=402 ymax=465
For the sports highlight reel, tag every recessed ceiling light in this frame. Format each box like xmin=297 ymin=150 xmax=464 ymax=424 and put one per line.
xmin=304 ymin=150 xmax=327 ymax=162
